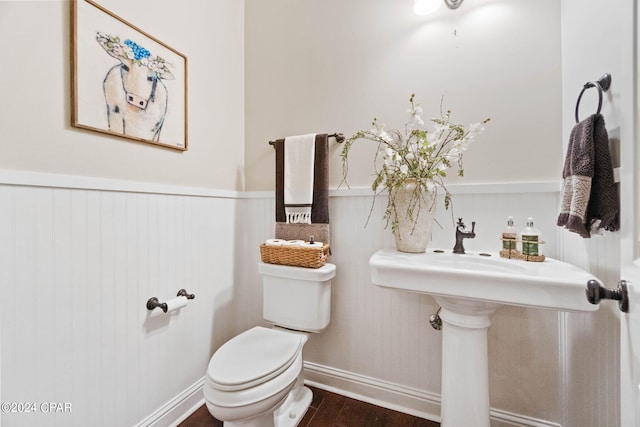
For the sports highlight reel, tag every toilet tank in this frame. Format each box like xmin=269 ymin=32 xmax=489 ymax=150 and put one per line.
xmin=258 ymin=262 xmax=336 ymax=333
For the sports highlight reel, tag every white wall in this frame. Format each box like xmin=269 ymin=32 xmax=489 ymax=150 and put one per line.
xmin=0 ymin=0 xmax=245 ymax=191
xmin=244 ymin=0 xmax=562 ymax=191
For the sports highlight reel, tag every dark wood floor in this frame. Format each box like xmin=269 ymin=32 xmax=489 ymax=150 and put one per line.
xmin=179 ymin=386 xmax=440 ymax=427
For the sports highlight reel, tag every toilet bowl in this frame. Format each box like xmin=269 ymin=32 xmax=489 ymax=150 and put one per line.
xmin=204 ymin=262 xmax=336 ymax=427
xmin=204 ymin=327 xmax=305 ymax=427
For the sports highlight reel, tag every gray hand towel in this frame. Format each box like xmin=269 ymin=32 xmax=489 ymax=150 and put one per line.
xmin=557 ymin=113 xmax=619 ymax=237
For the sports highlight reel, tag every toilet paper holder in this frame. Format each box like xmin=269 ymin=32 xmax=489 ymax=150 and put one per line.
xmin=147 ymin=289 xmax=196 ymax=313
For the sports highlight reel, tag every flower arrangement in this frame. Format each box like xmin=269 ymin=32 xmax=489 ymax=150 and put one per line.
xmin=96 ymin=32 xmax=174 ymax=79
xmin=341 ymin=94 xmax=490 ymax=233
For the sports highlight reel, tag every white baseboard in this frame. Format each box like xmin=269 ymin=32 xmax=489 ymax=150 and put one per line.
xmin=135 ymin=377 xmax=205 ymax=427
xmin=303 ymin=361 xmax=441 ymax=422
xmin=303 ymin=361 xmax=562 ymax=427
xmin=490 ymin=409 xmax=563 ymax=427
xmin=133 ymin=363 xmax=562 ymax=427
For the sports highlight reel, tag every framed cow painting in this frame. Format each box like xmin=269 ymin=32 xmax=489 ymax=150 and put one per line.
xmin=71 ymin=0 xmax=188 ymax=151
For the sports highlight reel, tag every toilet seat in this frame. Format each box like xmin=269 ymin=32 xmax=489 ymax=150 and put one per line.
xmin=207 ymin=326 xmax=303 ymax=391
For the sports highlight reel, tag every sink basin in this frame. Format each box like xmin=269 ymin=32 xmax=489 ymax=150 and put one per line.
xmin=369 ymin=248 xmax=599 ymax=312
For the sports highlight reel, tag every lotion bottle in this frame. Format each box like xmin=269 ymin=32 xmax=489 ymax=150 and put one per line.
xmin=501 ymin=216 xmax=518 ymax=257
xmin=520 ymin=217 xmax=541 ymax=257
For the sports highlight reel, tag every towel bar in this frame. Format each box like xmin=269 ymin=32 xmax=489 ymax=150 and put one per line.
xmin=575 ymin=73 xmax=611 ymax=123
xmin=269 ymin=133 xmax=344 ymax=146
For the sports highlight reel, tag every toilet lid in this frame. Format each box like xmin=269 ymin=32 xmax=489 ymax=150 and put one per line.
xmin=207 ymin=327 xmax=302 ymax=391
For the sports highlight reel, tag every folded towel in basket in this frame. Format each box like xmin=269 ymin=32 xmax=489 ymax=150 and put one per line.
xmin=557 ymin=113 xmax=619 ymax=237
xmin=274 ymin=134 xmax=330 ymax=244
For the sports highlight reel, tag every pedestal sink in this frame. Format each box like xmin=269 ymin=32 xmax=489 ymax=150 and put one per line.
xmin=369 ymin=248 xmax=600 ymax=427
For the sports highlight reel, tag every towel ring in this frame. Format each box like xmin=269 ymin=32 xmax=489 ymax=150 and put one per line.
xmin=575 ymin=73 xmax=611 ymax=123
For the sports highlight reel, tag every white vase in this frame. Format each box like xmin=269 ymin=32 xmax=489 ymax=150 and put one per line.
xmin=390 ymin=179 xmax=437 ymax=253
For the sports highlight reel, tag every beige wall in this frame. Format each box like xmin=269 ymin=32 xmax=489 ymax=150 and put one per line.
xmin=0 ymin=0 xmax=245 ymax=191
xmin=1 ymin=1 xmax=561 ymax=192
xmin=245 ymin=0 xmax=563 ymax=191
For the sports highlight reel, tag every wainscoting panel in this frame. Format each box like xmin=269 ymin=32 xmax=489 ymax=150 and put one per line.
xmin=0 ymin=182 xmax=239 ymax=427
xmin=0 ymin=177 xmax=619 ymax=427
xmin=558 ymin=230 xmax=621 ymax=427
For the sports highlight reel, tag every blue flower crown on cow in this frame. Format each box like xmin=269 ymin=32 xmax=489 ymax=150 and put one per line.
xmin=96 ymin=32 xmax=174 ymax=80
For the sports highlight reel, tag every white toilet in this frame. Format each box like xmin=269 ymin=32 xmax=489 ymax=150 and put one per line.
xmin=204 ymin=261 xmax=336 ymax=427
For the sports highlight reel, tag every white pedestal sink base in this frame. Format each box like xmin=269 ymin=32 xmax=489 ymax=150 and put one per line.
xmin=369 ymin=249 xmax=601 ymax=427
xmin=435 ymin=297 xmax=499 ymax=427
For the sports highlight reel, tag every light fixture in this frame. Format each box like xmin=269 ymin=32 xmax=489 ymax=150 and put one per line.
xmin=444 ymin=0 xmax=464 ymax=10
xmin=413 ymin=0 xmax=464 ymax=15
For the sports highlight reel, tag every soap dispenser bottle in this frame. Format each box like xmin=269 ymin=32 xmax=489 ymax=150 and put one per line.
xmin=520 ymin=217 xmax=542 ymax=259
xmin=500 ymin=216 xmax=519 ymax=259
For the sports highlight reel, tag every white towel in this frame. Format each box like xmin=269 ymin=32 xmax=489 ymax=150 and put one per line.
xmin=284 ymin=134 xmax=316 ymax=224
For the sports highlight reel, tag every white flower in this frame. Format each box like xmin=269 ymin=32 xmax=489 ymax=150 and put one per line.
xmin=454 ymin=140 xmax=469 ymax=152
xmin=373 ymin=124 xmax=393 ymax=143
xmin=399 ymin=164 xmax=409 ymax=174
xmin=407 ymin=104 xmax=425 ymax=127
xmin=467 ymin=122 xmax=486 ymax=138
xmin=379 ymin=130 xmax=392 ymax=143
xmin=426 ymin=132 xmax=442 ymax=147
xmin=407 ymin=105 xmax=423 ymax=117
xmin=123 ymin=46 xmax=135 ymax=59
xmin=433 ymin=122 xmax=449 ymax=133
xmin=111 ymin=44 xmax=123 ymax=57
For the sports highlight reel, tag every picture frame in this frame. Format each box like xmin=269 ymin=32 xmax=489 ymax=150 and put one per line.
xmin=71 ymin=0 xmax=188 ymax=151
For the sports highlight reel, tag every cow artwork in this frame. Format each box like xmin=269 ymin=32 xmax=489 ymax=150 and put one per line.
xmin=96 ymin=32 xmax=174 ymax=142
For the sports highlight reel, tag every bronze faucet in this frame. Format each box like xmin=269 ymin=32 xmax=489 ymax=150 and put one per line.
xmin=453 ymin=218 xmax=476 ymax=254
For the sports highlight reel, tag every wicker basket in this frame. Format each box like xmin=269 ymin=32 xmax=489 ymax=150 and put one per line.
xmin=260 ymin=243 xmax=330 ymax=269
